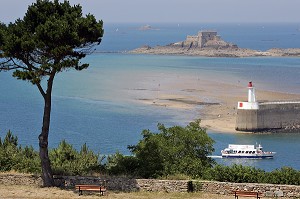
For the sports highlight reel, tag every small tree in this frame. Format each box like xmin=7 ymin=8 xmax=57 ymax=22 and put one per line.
xmin=0 ymin=0 xmax=103 ymax=186
xmin=50 ymin=140 xmax=102 ymax=176
xmin=128 ymin=119 xmax=215 ymax=178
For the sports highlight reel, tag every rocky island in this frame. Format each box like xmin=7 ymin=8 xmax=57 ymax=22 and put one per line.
xmin=130 ymin=30 xmax=300 ymax=57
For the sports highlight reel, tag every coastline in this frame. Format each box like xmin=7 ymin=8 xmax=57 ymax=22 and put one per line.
xmin=133 ymin=77 xmax=300 ymax=133
xmin=126 ymin=30 xmax=300 ymax=132
xmin=130 ymin=46 xmax=300 ymax=58
xmin=128 ymin=29 xmax=300 ymax=58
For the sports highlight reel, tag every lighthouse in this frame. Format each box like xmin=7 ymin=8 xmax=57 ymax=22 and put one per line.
xmin=248 ymin=81 xmax=256 ymax=103
xmin=237 ymin=82 xmax=259 ymax=110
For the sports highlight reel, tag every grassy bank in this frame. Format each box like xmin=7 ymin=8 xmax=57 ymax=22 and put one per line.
xmin=0 ymin=184 xmax=236 ymax=199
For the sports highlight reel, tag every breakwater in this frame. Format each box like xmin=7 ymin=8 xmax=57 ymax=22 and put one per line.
xmin=236 ymin=101 xmax=300 ymax=132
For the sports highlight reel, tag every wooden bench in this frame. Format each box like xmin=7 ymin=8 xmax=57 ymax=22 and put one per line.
xmin=75 ymin=184 xmax=107 ymax=196
xmin=233 ymin=190 xmax=263 ymax=199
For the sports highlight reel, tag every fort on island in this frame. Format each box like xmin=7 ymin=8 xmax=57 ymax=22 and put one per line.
xmin=180 ymin=30 xmax=237 ymax=49
xmin=130 ymin=29 xmax=300 ymax=57
xmin=235 ymin=82 xmax=300 ymax=132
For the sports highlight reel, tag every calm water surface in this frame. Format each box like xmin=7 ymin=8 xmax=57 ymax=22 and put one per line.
xmin=1 ymin=23 xmax=300 ymax=171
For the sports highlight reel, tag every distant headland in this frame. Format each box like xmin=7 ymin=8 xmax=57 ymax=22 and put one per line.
xmin=130 ymin=30 xmax=300 ymax=57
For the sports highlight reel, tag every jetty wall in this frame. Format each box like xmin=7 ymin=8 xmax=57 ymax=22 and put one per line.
xmin=236 ymin=102 xmax=300 ymax=132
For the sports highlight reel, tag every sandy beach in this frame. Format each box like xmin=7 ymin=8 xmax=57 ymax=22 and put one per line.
xmin=133 ymin=74 xmax=300 ymax=133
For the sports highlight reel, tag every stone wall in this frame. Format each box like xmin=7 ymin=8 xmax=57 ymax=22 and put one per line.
xmin=236 ymin=102 xmax=300 ymax=132
xmin=0 ymin=174 xmax=42 ymax=186
xmin=183 ymin=31 xmax=222 ymax=48
xmin=1 ymin=174 xmax=300 ymax=197
xmin=198 ymin=31 xmax=217 ymax=48
xmin=61 ymin=176 xmax=189 ymax=192
xmin=200 ymin=181 xmax=300 ymax=198
xmin=184 ymin=35 xmax=199 ymax=47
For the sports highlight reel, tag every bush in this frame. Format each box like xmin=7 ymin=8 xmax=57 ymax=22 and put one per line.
xmin=0 ymin=131 xmax=104 ymax=176
xmin=1 ymin=130 xmax=300 ymax=186
xmin=204 ymin=164 xmax=300 ymax=185
xmin=105 ymin=152 xmax=139 ymax=176
xmin=205 ymin=164 xmax=265 ymax=183
xmin=122 ymin=119 xmax=216 ymax=178
xmin=49 ymin=140 xmax=103 ymax=176
xmin=13 ymin=145 xmax=41 ymax=173
xmin=264 ymin=167 xmax=300 ymax=185
xmin=0 ymin=130 xmax=40 ymax=173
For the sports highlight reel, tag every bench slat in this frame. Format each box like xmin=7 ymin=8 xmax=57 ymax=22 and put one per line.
xmin=75 ymin=184 xmax=107 ymax=196
xmin=233 ymin=191 xmax=262 ymax=199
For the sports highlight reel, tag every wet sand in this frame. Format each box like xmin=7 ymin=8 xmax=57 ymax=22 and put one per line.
xmin=133 ymin=75 xmax=300 ymax=133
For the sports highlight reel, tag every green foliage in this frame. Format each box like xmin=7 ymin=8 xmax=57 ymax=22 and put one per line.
xmin=13 ymin=146 xmax=41 ymax=173
xmin=0 ymin=130 xmax=19 ymax=171
xmin=204 ymin=164 xmax=265 ymax=183
xmin=0 ymin=0 xmax=104 ymax=185
xmin=0 ymin=130 xmax=40 ymax=173
xmin=120 ymin=120 xmax=216 ymax=178
xmin=264 ymin=167 xmax=300 ymax=185
xmin=49 ymin=140 xmax=103 ymax=176
xmin=0 ymin=0 xmax=104 ymax=83
xmin=106 ymin=152 xmax=139 ymax=176
xmin=0 ymin=131 xmax=103 ymax=176
xmin=204 ymin=164 xmax=300 ymax=185
xmin=1 ymin=131 xmax=300 ymax=186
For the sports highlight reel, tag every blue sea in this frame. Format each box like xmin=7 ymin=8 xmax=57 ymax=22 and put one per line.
xmin=1 ymin=23 xmax=300 ymax=171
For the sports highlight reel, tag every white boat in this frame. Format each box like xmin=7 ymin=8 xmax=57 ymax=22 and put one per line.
xmin=221 ymin=144 xmax=276 ymax=159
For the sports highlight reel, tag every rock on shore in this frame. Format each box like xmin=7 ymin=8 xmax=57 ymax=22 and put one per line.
xmin=130 ymin=45 xmax=262 ymax=57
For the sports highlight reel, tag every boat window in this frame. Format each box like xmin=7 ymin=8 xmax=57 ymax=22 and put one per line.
xmin=252 ymin=151 xmax=255 ymax=154
xmin=238 ymin=151 xmax=241 ymax=153
xmin=245 ymin=151 xmax=248 ymax=154
xmin=242 ymin=151 xmax=245 ymax=153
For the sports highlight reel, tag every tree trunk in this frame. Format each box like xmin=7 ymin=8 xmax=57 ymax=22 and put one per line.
xmin=38 ymin=76 xmax=55 ymax=187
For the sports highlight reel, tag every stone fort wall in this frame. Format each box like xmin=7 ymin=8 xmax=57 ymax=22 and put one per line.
xmin=183 ymin=31 xmax=219 ymax=48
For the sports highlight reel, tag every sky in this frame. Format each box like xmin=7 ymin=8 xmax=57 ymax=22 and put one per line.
xmin=0 ymin=0 xmax=300 ymax=24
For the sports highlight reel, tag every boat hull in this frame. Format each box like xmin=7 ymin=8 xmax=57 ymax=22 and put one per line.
xmin=221 ymin=144 xmax=276 ymax=159
xmin=221 ymin=155 xmax=274 ymax=159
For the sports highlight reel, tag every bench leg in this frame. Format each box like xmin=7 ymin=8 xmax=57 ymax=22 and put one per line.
xmin=78 ymin=190 xmax=83 ymax=196
xmin=100 ymin=187 xmax=104 ymax=196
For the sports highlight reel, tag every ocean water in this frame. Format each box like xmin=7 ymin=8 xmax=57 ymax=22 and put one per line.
xmin=1 ymin=23 xmax=300 ymax=171
xmin=98 ymin=23 xmax=300 ymax=52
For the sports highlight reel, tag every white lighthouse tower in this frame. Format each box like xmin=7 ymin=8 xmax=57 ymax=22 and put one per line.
xmin=237 ymin=82 xmax=259 ymax=110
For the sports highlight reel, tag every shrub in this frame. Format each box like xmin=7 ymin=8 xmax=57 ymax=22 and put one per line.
xmin=13 ymin=146 xmax=40 ymax=173
xmin=49 ymin=140 xmax=103 ymax=176
xmin=106 ymin=152 xmax=139 ymax=176
xmin=264 ymin=167 xmax=300 ymax=185
xmin=0 ymin=131 xmax=104 ymax=176
xmin=125 ymin=119 xmax=215 ymax=178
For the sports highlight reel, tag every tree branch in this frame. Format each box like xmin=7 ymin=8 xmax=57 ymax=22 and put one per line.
xmin=36 ymin=82 xmax=46 ymax=99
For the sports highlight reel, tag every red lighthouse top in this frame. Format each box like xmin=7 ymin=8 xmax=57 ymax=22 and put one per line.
xmin=248 ymin=81 xmax=253 ymax=88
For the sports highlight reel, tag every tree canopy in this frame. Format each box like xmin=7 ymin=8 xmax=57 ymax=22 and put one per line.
xmin=126 ymin=119 xmax=215 ymax=178
xmin=0 ymin=0 xmax=103 ymax=82
xmin=0 ymin=0 xmax=103 ymax=186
